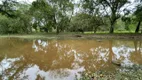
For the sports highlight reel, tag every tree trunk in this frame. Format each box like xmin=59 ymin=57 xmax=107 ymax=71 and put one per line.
xmin=56 ymin=26 xmax=59 ymax=34
xmin=135 ymin=21 xmax=141 ymax=33
xmin=109 ymin=22 xmax=114 ymax=33
xmin=125 ymin=23 xmax=130 ymax=31
xmin=53 ymin=15 xmax=59 ymax=34
xmin=94 ymin=26 xmax=98 ymax=33
xmin=109 ymin=12 xmax=117 ymax=34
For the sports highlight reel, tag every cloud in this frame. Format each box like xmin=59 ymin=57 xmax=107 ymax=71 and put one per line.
xmin=17 ymin=0 xmax=36 ymax=3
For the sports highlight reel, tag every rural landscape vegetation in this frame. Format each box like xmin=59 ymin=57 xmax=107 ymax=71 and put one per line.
xmin=0 ymin=0 xmax=142 ymax=35
xmin=0 ymin=0 xmax=142 ymax=80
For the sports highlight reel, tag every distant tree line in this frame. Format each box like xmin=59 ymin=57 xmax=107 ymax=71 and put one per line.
xmin=0 ymin=0 xmax=142 ymax=34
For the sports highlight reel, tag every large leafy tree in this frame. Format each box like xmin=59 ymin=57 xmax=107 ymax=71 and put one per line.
xmin=97 ymin=0 xmax=130 ymax=33
xmin=70 ymin=13 xmax=91 ymax=33
xmin=121 ymin=16 xmax=131 ymax=31
xmin=30 ymin=0 xmax=55 ymax=33
xmin=0 ymin=0 xmax=18 ymax=17
xmin=0 ymin=1 xmax=33 ymax=34
xmin=30 ymin=0 xmax=74 ymax=34
xmin=134 ymin=0 xmax=142 ymax=33
xmin=82 ymin=0 xmax=105 ymax=33
xmin=0 ymin=2 xmax=33 ymax=34
xmin=82 ymin=0 xmax=130 ymax=33
xmin=47 ymin=0 xmax=74 ymax=34
xmin=16 ymin=3 xmax=33 ymax=34
xmin=70 ymin=13 xmax=105 ymax=33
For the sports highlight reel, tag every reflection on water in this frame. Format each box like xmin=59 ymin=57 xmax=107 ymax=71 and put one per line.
xmin=0 ymin=38 xmax=141 ymax=80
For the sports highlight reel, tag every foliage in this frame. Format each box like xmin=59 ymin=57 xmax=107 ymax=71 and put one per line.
xmin=134 ymin=3 xmax=142 ymax=33
xmin=0 ymin=0 xmax=142 ymax=34
xmin=69 ymin=13 xmax=106 ymax=33
xmin=0 ymin=0 xmax=18 ymax=17
xmin=0 ymin=2 xmax=32 ymax=34
xmin=134 ymin=5 xmax=142 ymax=21
xmin=30 ymin=0 xmax=55 ymax=32
xmin=47 ymin=0 xmax=74 ymax=34
xmin=0 ymin=14 xmax=10 ymax=34
xmin=0 ymin=13 xmax=32 ymax=34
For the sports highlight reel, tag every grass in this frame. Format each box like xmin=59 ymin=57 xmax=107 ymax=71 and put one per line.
xmin=0 ymin=31 xmax=142 ymax=40
xmin=79 ymin=70 xmax=142 ymax=80
xmin=84 ymin=30 xmax=136 ymax=34
xmin=84 ymin=31 xmax=135 ymax=34
xmin=79 ymin=64 xmax=142 ymax=80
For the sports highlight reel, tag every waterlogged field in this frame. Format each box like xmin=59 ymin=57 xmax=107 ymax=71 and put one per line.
xmin=0 ymin=38 xmax=142 ymax=80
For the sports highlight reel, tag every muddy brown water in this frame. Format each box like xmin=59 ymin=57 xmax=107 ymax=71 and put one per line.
xmin=0 ymin=38 xmax=141 ymax=80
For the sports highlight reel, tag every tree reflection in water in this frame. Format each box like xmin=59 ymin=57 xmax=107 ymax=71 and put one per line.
xmin=0 ymin=38 xmax=141 ymax=80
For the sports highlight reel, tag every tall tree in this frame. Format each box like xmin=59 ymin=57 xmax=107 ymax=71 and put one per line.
xmin=0 ymin=2 xmax=32 ymax=34
xmin=97 ymin=0 xmax=130 ymax=33
xmin=30 ymin=0 xmax=55 ymax=33
xmin=121 ymin=16 xmax=131 ymax=31
xmin=134 ymin=2 xmax=142 ymax=33
xmin=0 ymin=0 xmax=18 ymax=17
xmin=30 ymin=0 xmax=74 ymax=34
xmin=82 ymin=0 xmax=106 ymax=33
xmin=83 ymin=0 xmax=130 ymax=33
xmin=70 ymin=13 xmax=105 ymax=33
xmin=47 ymin=0 xmax=74 ymax=34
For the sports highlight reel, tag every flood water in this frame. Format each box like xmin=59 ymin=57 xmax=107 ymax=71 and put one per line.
xmin=0 ymin=38 xmax=142 ymax=80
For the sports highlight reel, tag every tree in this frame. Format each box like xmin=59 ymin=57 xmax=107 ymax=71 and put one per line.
xmin=134 ymin=4 xmax=142 ymax=33
xmin=70 ymin=13 xmax=105 ymax=33
xmin=0 ymin=14 xmax=10 ymax=34
xmin=30 ymin=0 xmax=55 ymax=33
xmin=47 ymin=0 xmax=74 ymax=34
xmin=70 ymin=13 xmax=91 ymax=33
xmin=81 ymin=0 xmax=108 ymax=33
xmin=97 ymin=0 xmax=130 ymax=33
xmin=82 ymin=0 xmax=131 ymax=33
xmin=121 ymin=15 xmax=131 ymax=31
xmin=0 ymin=2 xmax=33 ymax=34
xmin=0 ymin=0 xmax=18 ymax=17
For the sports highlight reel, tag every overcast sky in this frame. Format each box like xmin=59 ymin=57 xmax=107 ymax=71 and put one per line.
xmin=17 ymin=0 xmax=36 ymax=3
xmin=18 ymin=0 xmax=135 ymax=3
xmin=0 ymin=0 xmax=137 ymax=13
xmin=17 ymin=0 xmax=80 ymax=3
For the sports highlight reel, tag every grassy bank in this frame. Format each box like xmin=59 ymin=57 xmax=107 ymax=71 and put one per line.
xmin=0 ymin=33 xmax=142 ymax=40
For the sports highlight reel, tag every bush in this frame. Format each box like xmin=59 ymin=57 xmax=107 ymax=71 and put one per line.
xmin=0 ymin=14 xmax=32 ymax=34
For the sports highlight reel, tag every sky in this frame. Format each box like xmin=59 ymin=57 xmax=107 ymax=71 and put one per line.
xmin=17 ymin=0 xmax=36 ymax=3
xmin=0 ymin=0 xmax=137 ymax=14
xmin=0 ymin=0 xmax=36 ymax=4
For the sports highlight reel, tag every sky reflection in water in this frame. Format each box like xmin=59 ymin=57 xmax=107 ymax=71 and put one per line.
xmin=0 ymin=38 xmax=141 ymax=80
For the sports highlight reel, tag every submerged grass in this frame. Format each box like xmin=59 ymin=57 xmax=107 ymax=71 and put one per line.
xmin=79 ymin=64 xmax=142 ymax=80
xmin=79 ymin=69 xmax=142 ymax=80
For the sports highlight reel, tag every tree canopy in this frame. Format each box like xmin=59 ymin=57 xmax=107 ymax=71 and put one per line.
xmin=0 ymin=0 xmax=142 ymax=34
